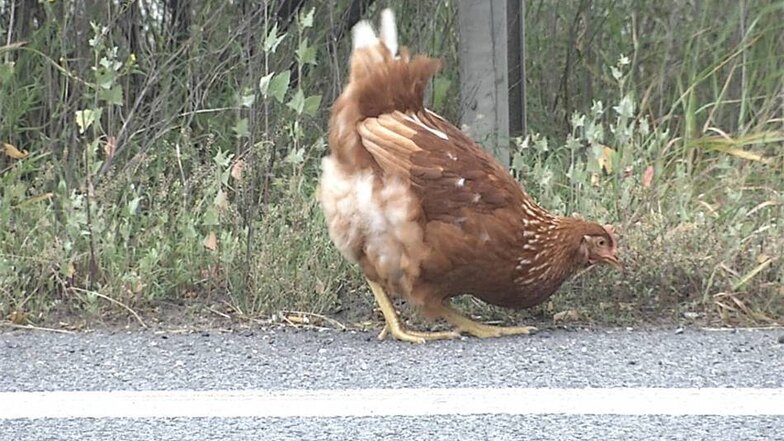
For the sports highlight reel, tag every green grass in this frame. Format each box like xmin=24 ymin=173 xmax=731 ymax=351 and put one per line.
xmin=1 ymin=0 xmax=782 ymax=329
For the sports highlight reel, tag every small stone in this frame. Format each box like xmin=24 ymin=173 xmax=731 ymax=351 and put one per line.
xmin=777 ymin=334 xmax=784 ymax=344
xmin=674 ymin=328 xmax=684 ymax=335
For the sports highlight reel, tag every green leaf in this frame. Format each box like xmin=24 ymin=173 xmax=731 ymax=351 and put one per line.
xmin=285 ymin=148 xmax=305 ymax=164
xmin=287 ymin=88 xmax=305 ymax=114
xmin=613 ymin=94 xmax=635 ymax=119
xmin=96 ymin=69 xmax=115 ymax=89
xmin=213 ymin=149 xmax=233 ymax=168
xmin=570 ymin=113 xmax=586 ymax=129
xmin=241 ymin=94 xmax=256 ymax=107
xmin=300 ymin=7 xmax=315 ymax=29
xmin=75 ymin=108 xmax=103 ymax=134
xmin=511 ymin=152 xmax=526 ymax=171
xmin=233 ymin=118 xmax=250 ymax=138
xmin=565 ymin=133 xmax=582 ymax=151
xmin=0 ymin=62 xmax=15 ymax=83
xmin=533 ymin=136 xmax=549 ymax=152
xmin=99 ymin=56 xmax=122 ymax=72
xmin=432 ymin=76 xmax=451 ymax=110
xmin=258 ymin=72 xmax=274 ymax=96
xmin=263 ymin=23 xmax=286 ymax=54
xmin=296 ymin=38 xmax=317 ymax=66
xmin=611 ymin=66 xmax=623 ymax=81
xmin=239 ymin=88 xmax=256 ymax=107
xmin=585 ymin=121 xmax=603 ymax=144
xmin=303 ymin=94 xmax=322 ymax=116
xmin=202 ymin=206 xmax=219 ymax=226
xmin=590 ymin=100 xmax=604 ymax=117
xmin=128 ymin=196 xmax=141 ymax=216
xmin=267 ymin=70 xmax=290 ymax=103
xmin=99 ymin=84 xmax=124 ymax=106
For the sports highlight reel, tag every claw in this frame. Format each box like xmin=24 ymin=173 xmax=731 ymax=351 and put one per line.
xmin=437 ymin=303 xmax=537 ymax=338
xmin=367 ymin=280 xmax=459 ymax=343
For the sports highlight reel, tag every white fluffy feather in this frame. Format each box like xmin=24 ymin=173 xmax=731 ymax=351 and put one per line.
xmin=352 ymin=20 xmax=377 ymax=50
xmin=379 ymin=9 xmax=398 ymax=56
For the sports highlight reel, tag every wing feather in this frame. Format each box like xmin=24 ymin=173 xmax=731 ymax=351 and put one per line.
xmin=358 ymin=111 xmax=528 ymax=220
xmin=359 ymin=137 xmax=411 ymax=174
xmin=357 ymin=117 xmax=423 ymax=176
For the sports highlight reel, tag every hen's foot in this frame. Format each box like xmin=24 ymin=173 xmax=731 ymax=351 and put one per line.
xmin=366 ymin=279 xmax=459 ymax=344
xmin=437 ymin=304 xmax=537 ymax=338
xmin=377 ymin=324 xmax=460 ymax=342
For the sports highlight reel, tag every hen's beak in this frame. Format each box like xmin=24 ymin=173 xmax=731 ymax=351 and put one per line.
xmin=603 ymin=254 xmax=623 ymax=270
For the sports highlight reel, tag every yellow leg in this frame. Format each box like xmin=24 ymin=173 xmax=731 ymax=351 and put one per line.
xmin=366 ymin=280 xmax=459 ymax=343
xmin=436 ymin=303 xmax=537 ymax=338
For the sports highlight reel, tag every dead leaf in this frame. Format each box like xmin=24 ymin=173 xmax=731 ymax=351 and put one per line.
xmin=598 ymin=146 xmax=615 ymax=173
xmin=284 ymin=313 xmax=310 ymax=325
xmin=3 ymin=142 xmax=29 ymax=159
xmin=104 ymin=136 xmax=116 ymax=159
xmin=9 ymin=310 xmax=28 ymax=325
xmin=353 ymin=320 xmax=375 ymax=330
xmin=642 ymin=165 xmax=654 ymax=188
xmin=231 ymin=159 xmax=245 ymax=181
xmin=315 ymin=277 xmax=326 ymax=294
xmin=553 ymin=309 xmax=581 ymax=323
xmin=590 ymin=172 xmax=601 ymax=187
xmin=16 ymin=193 xmax=55 ymax=207
xmin=713 ymin=146 xmax=769 ymax=163
xmin=203 ymin=231 xmax=218 ymax=251
xmin=214 ymin=189 xmax=228 ymax=211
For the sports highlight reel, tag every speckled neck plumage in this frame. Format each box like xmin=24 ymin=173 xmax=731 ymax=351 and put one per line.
xmin=512 ymin=216 xmax=591 ymax=306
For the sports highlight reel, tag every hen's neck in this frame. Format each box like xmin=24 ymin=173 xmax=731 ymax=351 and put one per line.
xmin=513 ymin=216 xmax=589 ymax=301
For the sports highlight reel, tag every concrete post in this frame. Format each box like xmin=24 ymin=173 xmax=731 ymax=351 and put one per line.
xmin=458 ymin=0 xmax=526 ymax=166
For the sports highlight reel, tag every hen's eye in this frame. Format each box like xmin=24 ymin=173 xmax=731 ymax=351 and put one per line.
xmin=597 ymin=238 xmax=606 ymax=247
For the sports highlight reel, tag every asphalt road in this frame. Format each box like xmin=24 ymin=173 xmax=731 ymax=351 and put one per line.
xmin=1 ymin=326 xmax=782 ymax=440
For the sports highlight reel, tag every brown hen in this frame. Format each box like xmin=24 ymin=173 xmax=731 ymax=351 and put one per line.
xmin=318 ymin=10 xmax=621 ymax=343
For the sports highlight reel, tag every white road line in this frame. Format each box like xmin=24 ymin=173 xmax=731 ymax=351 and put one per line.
xmin=1 ymin=388 xmax=782 ymax=419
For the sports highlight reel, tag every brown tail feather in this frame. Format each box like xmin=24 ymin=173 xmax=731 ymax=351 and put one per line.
xmin=328 ymin=9 xmax=441 ymax=169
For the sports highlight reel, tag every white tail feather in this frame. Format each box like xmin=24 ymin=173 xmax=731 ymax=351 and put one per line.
xmin=352 ymin=20 xmax=377 ymax=50
xmin=379 ymin=9 xmax=398 ymax=56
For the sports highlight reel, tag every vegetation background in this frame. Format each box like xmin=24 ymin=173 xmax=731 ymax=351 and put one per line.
xmin=1 ymin=0 xmax=782 ymax=330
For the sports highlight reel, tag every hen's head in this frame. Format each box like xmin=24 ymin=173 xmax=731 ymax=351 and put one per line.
xmin=579 ymin=224 xmax=622 ymax=269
